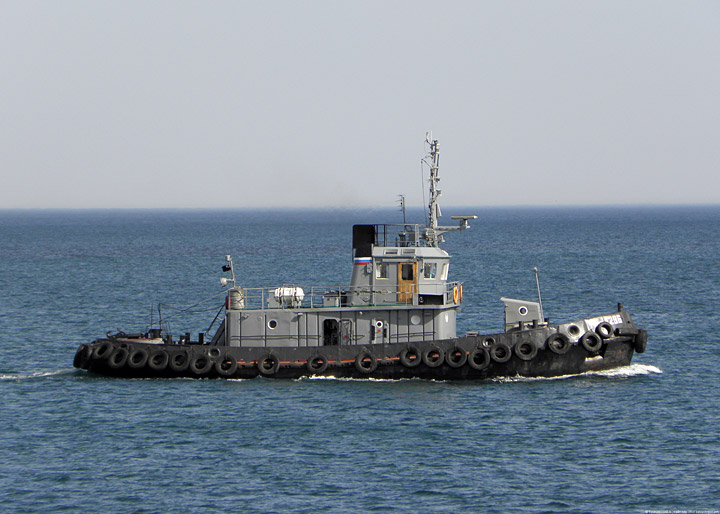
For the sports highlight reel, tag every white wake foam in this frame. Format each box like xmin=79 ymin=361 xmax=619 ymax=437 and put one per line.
xmin=0 ymin=369 xmax=77 ymax=381
xmin=492 ymin=363 xmax=662 ymax=383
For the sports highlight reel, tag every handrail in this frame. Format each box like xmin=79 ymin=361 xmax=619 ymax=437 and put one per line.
xmin=228 ymin=281 xmax=462 ymax=310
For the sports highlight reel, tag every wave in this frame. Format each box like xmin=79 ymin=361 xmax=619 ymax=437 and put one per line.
xmin=295 ymin=364 xmax=662 ymax=384
xmin=492 ymin=363 xmax=663 ymax=383
xmin=0 ymin=369 xmax=77 ymax=381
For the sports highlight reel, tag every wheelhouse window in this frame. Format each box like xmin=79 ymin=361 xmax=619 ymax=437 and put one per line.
xmin=401 ymin=263 xmax=414 ymax=281
xmin=375 ymin=263 xmax=389 ymax=279
xmin=424 ymin=262 xmax=437 ymax=279
xmin=440 ymin=263 xmax=449 ymax=280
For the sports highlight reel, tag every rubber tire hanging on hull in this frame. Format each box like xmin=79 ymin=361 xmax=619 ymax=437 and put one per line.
xmin=399 ymin=346 xmax=422 ymax=368
xmin=468 ymin=347 xmax=490 ymax=370
xmin=258 ymin=354 xmax=280 ymax=375
xmin=189 ymin=354 xmax=213 ymax=375
xmin=580 ymin=332 xmax=603 ymax=353
xmin=169 ymin=350 xmax=190 ymax=372
xmin=490 ymin=342 xmax=512 ymax=363
xmin=108 ymin=347 xmax=128 ymax=369
xmin=546 ymin=333 xmax=570 ymax=354
xmin=514 ymin=340 xmax=537 ymax=361
xmin=215 ymin=353 xmax=238 ymax=377
xmin=307 ymin=355 xmax=329 ymax=374
xmin=148 ymin=350 xmax=169 ymax=371
xmin=355 ymin=350 xmax=378 ymax=374
xmin=634 ymin=329 xmax=648 ymax=353
xmin=128 ymin=348 xmax=149 ymax=369
xmin=93 ymin=341 xmax=114 ymax=361
xmin=446 ymin=346 xmax=468 ymax=368
xmin=74 ymin=344 xmax=93 ymax=369
xmin=422 ymin=346 xmax=444 ymax=368
xmin=595 ymin=322 xmax=614 ymax=339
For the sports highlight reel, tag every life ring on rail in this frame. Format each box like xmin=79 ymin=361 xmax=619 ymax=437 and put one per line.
xmin=468 ymin=347 xmax=491 ymax=370
xmin=446 ymin=346 xmax=467 ymax=368
xmin=399 ymin=346 xmax=422 ymax=368
xmin=580 ymin=332 xmax=603 ymax=353
xmin=452 ymin=286 xmax=459 ymax=305
xmin=107 ymin=347 xmax=129 ymax=369
xmin=128 ymin=347 xmax=149 ymax=369
xmin=258 ymin=354 xmax=280 ymax=375
xmin=148 ymin=350 xmax=169 ymax=371
xmin=307 ymin=354 xmax=329 ymax=374
xmin=459 ymin=284 xmax=463 ymax=303
xmin=514 ymin=340 xmax=537 ymax=361
xmin=595 ymin=322 xmax=614 ymax=339
xmin=169 ymin=350 xmax=190 ymax=372
xmin=490 ymin=342 xmax=512 ymax=363
xmin=215 ymin=353 xmax=238 ymax=377
xmin=354 ymin=350 xmax=378 ymax=374
xmin=545 ymin=333 xmax=570 ymax=355
xmin=422 ymin=345 xmax=445 ymax=368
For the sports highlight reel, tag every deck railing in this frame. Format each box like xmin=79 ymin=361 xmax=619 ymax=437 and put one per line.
xmin=227 ymin=281 xmax=462 ymax=310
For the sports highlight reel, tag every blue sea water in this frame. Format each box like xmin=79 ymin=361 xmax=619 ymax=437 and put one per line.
xmin=1 ymin=206 xmax=719 ymax=513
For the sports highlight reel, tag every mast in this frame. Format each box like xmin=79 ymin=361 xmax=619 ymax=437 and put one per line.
xmin=422 ymin=132 xmax=477 ymax=246
xmin=425 ymin=132 xmax=442 ymax=246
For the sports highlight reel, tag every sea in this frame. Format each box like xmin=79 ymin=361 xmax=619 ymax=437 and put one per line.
xmin=0 ymin=206 xmax=718 ymax=514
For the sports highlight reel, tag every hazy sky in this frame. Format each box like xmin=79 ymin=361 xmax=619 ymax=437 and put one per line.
xmin=2 ymin=1 xmax=718 ymax=209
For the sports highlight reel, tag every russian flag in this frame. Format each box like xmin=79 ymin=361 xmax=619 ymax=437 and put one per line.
xmin=354 ymin=257 xmax=372 ymax=266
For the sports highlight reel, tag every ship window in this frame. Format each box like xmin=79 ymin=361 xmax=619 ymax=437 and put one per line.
xmin=440 ymin=263 xmax=449 ymax=280
xmin=401 ymin=263 xmax=414 ymax=281
xmin=267 ymin=319 xmax=278 ymax=329
xmin=376 ymin=263 xmax=389 ymax=279
xmin=424 ymin=263 xmax=437 ymax=279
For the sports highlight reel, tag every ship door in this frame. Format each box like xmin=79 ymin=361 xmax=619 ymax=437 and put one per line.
xmin=340 ymin=320 xmax=353 ymax=345
xmin=323 ymin=319 xmax=339 ymax=346
xmin=398 ymin=262 xmax=417 ymax=303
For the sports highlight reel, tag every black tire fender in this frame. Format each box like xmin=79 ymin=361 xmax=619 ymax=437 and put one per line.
xmin=580 ymin=331 xmax=603 ymax=353
xmin=215 ymin=353 xmax=238 ymax=377
xmin=148 ymin=350 xmax=169 ymax=371
xmin=354 ymin=350 xmax=378 ymax=374
xmin=127 ymin=347 xmax=149 ymax=369
xmin=595 ymin=322 xmax=614 ymax=339
xmin=399 ymin=346 xmax=422 ymax=368
xmin=446 ymin=346 xmax=467 ymax=368
xmin=189 ymin=354 xmax=213 ymax=375
xmin=634 ymin=329 xmax=648 ymax=354
xmin=422 ymin=345 xmax=445 ymax=368
xmin=93 ymin=341 xmax=114 ymax=361
xmin=546 ymin=333 xmax=570 ymax=354
xmin=258 ymin=354 xmax=280 ymax=375
xmin=73 ymin=344 xmax=93 ymax=369
xmin=468 ymin=347 xmax=490 ymax=370
xmin=490 ymin=342 xmax=512 ymax=363
xmin=514 ymin=340 xmax=537 ymax=361
xmin=107 ymin=347 xmax=129 ymax=369
xmin=307 ymin=354 xmax=329 ymax=374
xmin=169 ymin=350 xmax=190 ymax=372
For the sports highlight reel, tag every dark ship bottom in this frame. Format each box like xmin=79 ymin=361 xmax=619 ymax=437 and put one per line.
xmin=74 ymin=321 xmax=648 ymax=381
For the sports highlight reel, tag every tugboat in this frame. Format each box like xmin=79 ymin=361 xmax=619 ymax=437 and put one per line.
xmin=74 ymin=134 xmax=648 ymax=380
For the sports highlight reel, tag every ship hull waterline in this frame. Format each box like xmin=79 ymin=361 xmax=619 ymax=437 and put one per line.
xmin=74 ymin=313 xmax=646 ymax=381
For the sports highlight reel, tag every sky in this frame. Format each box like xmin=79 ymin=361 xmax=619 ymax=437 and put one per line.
xmin=1 ymin=1 xmax=718 ymax=209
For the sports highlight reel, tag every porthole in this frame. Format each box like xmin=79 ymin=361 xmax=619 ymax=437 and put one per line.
xmin=268 ymin=319 xmax=278 ymax=329
xmin=568 ymin=324 xmax=581 ymax=336
xmin=518 ymin=306 xmax=528 ymax=316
